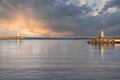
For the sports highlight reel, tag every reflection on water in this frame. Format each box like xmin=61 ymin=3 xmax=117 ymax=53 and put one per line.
xmin=0 ymin=40 xmax=120 ymax=80
xmin=88 ymin=43 xmax=120 ymax=58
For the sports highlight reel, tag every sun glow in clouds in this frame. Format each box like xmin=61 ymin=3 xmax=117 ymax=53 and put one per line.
xmin=0 ymin=13 xmax=73 ymax=37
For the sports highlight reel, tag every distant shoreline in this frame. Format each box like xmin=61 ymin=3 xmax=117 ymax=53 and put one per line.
xmin=24 ymin=37 xmax=93 ymax=40
xmin=0 ymin=37 xmax=93 ymax=40
xmin=0 ymin=36 xmax=119 ymax=40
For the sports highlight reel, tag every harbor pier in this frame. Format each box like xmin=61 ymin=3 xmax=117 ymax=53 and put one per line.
xmin=88 ymin=31 xmax=120 ymax=44
xmin=0 ymin=33 xmax=23 ymax=39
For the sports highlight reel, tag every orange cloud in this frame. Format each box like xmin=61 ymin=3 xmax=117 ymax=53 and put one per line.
xmin=0 ymin=13 xmax=73 ymax=37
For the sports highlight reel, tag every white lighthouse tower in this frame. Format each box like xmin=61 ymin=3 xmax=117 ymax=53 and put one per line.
xmin=100 ymin=30 xmax=104 ymax=38
xmin=17 ymin=32 xmax=20 ymax=37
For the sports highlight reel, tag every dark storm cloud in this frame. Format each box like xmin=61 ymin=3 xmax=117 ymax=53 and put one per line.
xmin=31 ymin=0 xmax=94 ymax=36
xmin=100 ymin=0 xmax=120 ymax=36
xmin=103 ymin=0 xmax=120 ymax=11
xmin=36 ymin=0 xmax=120 ymax=36
xmin=0 ymin=0 xmax=120 ymax=37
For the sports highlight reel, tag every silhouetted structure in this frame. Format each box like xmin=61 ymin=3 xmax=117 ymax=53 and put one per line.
xmin=0 ymin=32 xmax=23 ymax=39
xmin=88 ymin=30 xmax=120 ymax=44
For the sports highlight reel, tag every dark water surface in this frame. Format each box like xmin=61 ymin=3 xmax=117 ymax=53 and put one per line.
xmin=0 ymin=40 xmax=120 ymax=80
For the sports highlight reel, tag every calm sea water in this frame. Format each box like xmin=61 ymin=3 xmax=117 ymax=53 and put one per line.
xmin=0 ymin=40 xmax=120 ymax=80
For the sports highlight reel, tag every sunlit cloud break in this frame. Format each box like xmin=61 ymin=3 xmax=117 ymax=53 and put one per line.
xmin=0 ymin=12 xmax=73 ymax=37
xmin=0 ymin=0 xmax=120 ymax=37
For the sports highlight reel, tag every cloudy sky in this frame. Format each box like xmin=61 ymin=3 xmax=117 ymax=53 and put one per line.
xmin=0 ymin=0 xmax=120 ymax=37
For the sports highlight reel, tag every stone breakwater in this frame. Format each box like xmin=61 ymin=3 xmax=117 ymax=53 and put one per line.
xmin=0 ymin=36 xmax=24 ymax=39
xmin=88 ymin=30 xmax=120 ymax=44
xmin=88 ymin=37 xmax=120 ymax=44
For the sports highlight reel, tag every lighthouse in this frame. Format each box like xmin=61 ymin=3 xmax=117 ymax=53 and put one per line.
xmin=100 ymin=30 xmax=104 ymax=38
xmin=88 ymin=30 xmax=120 ymax=44
xmin=17 ymin=32 xmax=20 ymax=37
